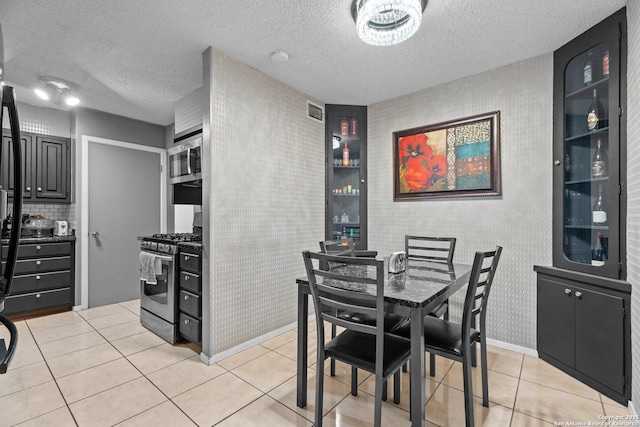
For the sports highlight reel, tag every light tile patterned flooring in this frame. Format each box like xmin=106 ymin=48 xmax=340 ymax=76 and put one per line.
xmin=0 ymin=299 xmax=632 ymax=426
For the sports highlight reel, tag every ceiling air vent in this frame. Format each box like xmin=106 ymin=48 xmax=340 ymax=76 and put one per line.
xmin=307 ymin=101 xmax=324 ymax=123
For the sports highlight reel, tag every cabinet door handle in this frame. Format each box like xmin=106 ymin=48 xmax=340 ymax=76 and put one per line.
xmin=554 ymin=160 xmax=561 ymax=166
xmin=36 ymin=260 xmax=41 ymax=265
xmin=26 ymin=186 xmax=31 ymax=191
xmin=36 ymin=245 xmax=41 ymax=250
xmin=575 ymin=291 xmax=583 ymax=298
xmin=564 ymin=288 xmax=572 ymax=295
xmin=35 ymin=293 xmax=41 ymax=298
xmin=37 ymin=187 xmax=42 ymax=192
xmin=36 ymin=275 xmax=41 ymax=280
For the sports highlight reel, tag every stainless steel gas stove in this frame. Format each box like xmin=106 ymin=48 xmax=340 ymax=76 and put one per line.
xmin=139 ymin=233 xmax=202 ymax=343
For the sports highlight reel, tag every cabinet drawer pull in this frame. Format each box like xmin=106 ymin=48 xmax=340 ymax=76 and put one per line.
xmin=185 ymin=276 xmax=190 ymax=281
xmin=36 ymin=260 xmax=41 ymax=265
xmin=564 ymin=288 xmax=572 ymax=295
xmin=36 ymin=245 xmax=41 ymax=250
xmin=184 ymin=295 xmax=189 ymax=300
xmin=36 ymin=275 xmax=41 ymax=280
xmin=184 ymin=256 xmax=190 ymax=261
xmin=184 ymin=319 xmax=189 ymax=325
xmin=35 ymin=293 xmax=41 ymax=298
xmin=575 ymin=291 xmax=583 ymax=298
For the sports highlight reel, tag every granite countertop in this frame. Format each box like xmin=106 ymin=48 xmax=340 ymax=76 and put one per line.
xmin=1 ymin=235 xmax=76 ymax=244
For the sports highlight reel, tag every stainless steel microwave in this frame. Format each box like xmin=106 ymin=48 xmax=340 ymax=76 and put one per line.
xmin=168 ymin=132 xmax=202 ymax=185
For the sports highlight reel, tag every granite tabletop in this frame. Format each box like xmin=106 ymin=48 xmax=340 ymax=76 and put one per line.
xmin=1 ymin=235 xmax=76 ymax=244
xmin=296 ymin=260 xmax=472 ymax=309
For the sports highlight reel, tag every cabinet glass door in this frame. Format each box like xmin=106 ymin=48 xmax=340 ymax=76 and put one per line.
xmin=562 ymin=43 xmax=612 ymax=268
xmin=326 ymin=105 xmax=367 ymax=249
xmin=331 ymin=117 xmax=361 ymax=242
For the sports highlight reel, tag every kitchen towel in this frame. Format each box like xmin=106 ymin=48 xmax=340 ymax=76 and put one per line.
xmin=140 ymin=252 xmax=162 ymax=284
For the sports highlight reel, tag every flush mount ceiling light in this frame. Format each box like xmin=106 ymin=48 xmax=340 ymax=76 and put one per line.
xmin=34 ymin=76 xmax=80 ymax=107
xmin=352 ymin=0 xmax=427 ymax=46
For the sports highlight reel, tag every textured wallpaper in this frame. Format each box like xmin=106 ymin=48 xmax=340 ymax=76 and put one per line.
xmin=4 ymin=101 xmax=72 ymax=138
xmin=368 ymin=55 xmax=554 ymax=349
xmin=205 ymin=50 xmax=325 ymax=355
xmin=624 ymin=0 xmax=640 ymax=411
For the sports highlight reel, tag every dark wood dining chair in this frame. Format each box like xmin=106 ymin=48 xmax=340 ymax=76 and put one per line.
xmin=319 ymin=238 xmax=406 ymax=393
xmin=405 ymin=235 xmax=456 ymax=376
xmin=392 ymin=246 xmax=502 ymax=427
xmin=302 ymin=250 xmax=411 ymax=427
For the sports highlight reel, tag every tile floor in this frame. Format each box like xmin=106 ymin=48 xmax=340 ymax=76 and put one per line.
xmin=0 ymin=299 xmax=633 ymax=426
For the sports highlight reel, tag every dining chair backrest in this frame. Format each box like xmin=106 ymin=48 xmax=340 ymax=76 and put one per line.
xmin=405 ymin=236 xmax=456 ymax=265
xmin=319 ymin=238 xmax=356 ymax=270
xmin=302 ymin=250 xmax=386 ymax=352
xmin=461 ymin=246 xmax=502 ymax=342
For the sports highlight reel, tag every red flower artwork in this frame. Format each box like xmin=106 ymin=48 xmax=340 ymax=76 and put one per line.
xmin=399 ymin=133 xmax=446 ymax=192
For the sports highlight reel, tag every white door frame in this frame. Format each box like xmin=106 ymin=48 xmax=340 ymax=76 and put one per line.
xmin=80 ymin=135 xmax=167 ymax=309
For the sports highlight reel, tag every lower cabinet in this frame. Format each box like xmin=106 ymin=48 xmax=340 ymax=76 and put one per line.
xmin=535 ymin=266 xmax=630 ymax=404
xmin=2 ymin=240 xmax=75 ymax=316
xmin=178 ymin=247 xmax=202 ymax=345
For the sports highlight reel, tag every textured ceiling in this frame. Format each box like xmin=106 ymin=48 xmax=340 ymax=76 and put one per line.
xmin=0 ymin=0 xmax=627 ymax=126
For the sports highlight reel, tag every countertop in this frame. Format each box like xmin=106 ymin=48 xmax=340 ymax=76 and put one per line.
xmin=1 ymin=235 xmax=76 ymax=244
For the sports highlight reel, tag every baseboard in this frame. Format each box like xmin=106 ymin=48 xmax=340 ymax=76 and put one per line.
xmin=72 ymin=305 xmax=82 ymax=312
xmin=485 ymin=337 xmax=538 ymax=357
xmin=628 ymin=400 xmax=638 ymax=417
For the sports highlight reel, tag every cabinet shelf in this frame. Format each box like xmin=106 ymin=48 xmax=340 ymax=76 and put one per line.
xmin=565 ymin=76 xmax=609 ymax=99
xmin=333 ymin=165 xmax=360 ymax=169
xmin=565 ymin=176 xmax=609 ymax=185
xmin=333 ymin=193 xmax=359 ymax=197
xmin=565 ymin=127 xmax=609 ymax=142
xmin=564 ymin=224 xmax=609 ymax=230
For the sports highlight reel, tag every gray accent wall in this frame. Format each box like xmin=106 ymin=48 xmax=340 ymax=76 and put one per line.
xmin=368 ymin=55 xmax=554 ymax=349
xmin=204 ymin=48 xmax=325 ymax=357
xmin=626 ymin=0 xmax=639 ymax=414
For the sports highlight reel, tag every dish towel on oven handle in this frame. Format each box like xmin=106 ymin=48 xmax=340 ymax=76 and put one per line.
xmin=140 ymin=252 xmax=162 ymax=285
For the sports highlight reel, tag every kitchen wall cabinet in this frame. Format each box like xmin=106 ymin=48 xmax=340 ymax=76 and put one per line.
xmin=1 ymin=238 xmax=75 ymax=317
xmin=325 ymin=104 xmax=368 ymax=250
xmin=1 ymin=130 xmax=71 ymax=203
xmin=535 ymin=8 xmax=630 ymax=405
xmin=178 ymin=245 xmax=202 ymax=345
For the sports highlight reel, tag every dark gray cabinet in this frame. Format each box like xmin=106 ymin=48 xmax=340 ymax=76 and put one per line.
xmin=325 ymin=104 xmax=368 ymax=250
xmin=2 ymin=239 xmax=75 ymax=317
xmin=535 ymin=7 xmax=630 ymax=406
xmin=1 ymin=130 xmax=71 ymax=203
xmin=178 ymin=247 xmax=201 ymax=345
xmin=536 ymin=267 xmax=630 ymax=404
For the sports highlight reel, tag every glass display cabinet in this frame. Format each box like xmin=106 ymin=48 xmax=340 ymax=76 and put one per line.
xmin=536 ymin=8 xmax=630 ymax=406
xmin=325 ymin=104 xmax=367 ymax=250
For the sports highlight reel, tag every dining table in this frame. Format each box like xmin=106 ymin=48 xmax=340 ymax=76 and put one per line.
xmin=295 ymin=258 xmax=473 ymax=427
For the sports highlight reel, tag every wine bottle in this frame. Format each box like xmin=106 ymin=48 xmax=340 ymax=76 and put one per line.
xmin=350 ymin=117 xmax=358 ymax=137
xmin=591 ymin=138 xmax=606 ymax=178
xmin=342 ymin=141 xmax=350 ymax=166
xmin=592 ymin=232 xmax=606 ymax=266
xmin=592 ymin=184 xmax=607 ymax=225
xmin=602 ymin=50 xmax=609 ymax=77
xmin=340 ymin=119 xmax=349 ymax=137
xmin=587 ymin=89 xmax=604 ymax=132
xmin=584 ymin=51 xmax=594 ymax=86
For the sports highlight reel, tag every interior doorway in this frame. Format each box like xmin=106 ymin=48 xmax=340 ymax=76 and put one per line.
xmin=80 ymin=136 xmax=166 ymax=308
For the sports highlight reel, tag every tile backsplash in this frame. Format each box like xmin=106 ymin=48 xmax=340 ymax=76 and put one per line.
xmin=8 ymin=202 xmax=75 ymax=223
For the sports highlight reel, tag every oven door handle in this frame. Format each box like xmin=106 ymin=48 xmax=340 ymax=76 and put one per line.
xmin=186 ymin=147 xmax=192 ymax=175
xmin=142 ymin=252 xmax=174 ymax=262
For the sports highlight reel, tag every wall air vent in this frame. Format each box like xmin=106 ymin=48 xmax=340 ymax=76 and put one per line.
xmin=307 ymin=100 xmax=324 ymax=123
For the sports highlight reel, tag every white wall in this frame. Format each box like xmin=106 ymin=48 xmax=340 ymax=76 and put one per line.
xmin=368 ymin=54 xmax=554 ymax=349
xmin=203 ymin=48 xmax=325 ymax=356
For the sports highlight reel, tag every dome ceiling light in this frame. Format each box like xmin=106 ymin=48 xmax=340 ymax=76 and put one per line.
xmin=352 ymin=0 xmax=427 ymax=46
xmin=34 ymin=76 xmax=80 ymax=107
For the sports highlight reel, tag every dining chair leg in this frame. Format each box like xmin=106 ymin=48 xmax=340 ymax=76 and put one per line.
xmin=393 ymin=370 xmax=401 ymax=404
xmin=382 ymin=380 xmax=388 ymax=401
xmin=374 ymin=376 xmax=384 ymax=427
xmin=471 ymin=341 xmax=478 ymax=367
xmin=461 ymin=352 xmax=475 ymax=427
xmin=330 ymin=318 xmax=337 ymax=376
xmin=480 ymin=338 xmax=489 ymax=407
xmin=351 ymin=367 xmax=358 ymax=396
xmin=315 ymin=351 xmax=325 ymax=427
xmin=429 ymin=353 xmax=436 ymax=377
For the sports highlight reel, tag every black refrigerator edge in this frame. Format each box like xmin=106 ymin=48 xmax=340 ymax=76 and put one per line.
xmin=0 ymin=21 xmax=24 ymax=374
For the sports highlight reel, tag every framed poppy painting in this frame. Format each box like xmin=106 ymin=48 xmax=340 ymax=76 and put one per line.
xmin=393 ymin=111 xmax=501 ymax=201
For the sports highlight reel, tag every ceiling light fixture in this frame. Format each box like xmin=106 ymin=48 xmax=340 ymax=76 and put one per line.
xmin=352 ymin=0 xmax=426 ymax=46
xmin=270 ymin=50 xmax=289 ymax=63
xmin=34 ymin=76 xmax=80 ymax=107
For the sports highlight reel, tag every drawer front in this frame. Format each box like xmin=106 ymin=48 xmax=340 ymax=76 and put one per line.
xmin=179 ymin=252 xmax=200 ymax=273
xmin=179 ymin=290 xmax=201 ymax=318
xmin=3 ymin=256 xmax=71 ymax=275
xmin=179 ymin=312 xmax=201 ymax=344
xmin=10 ymin=271 xmax=71 ymax=294
xmin=179 ymin=271 xmax=201 ymax=294
xmin=3 ymin=287 xmax=71 ymax=315
xmin=2 ymin=242 xmax=71 ymax=259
